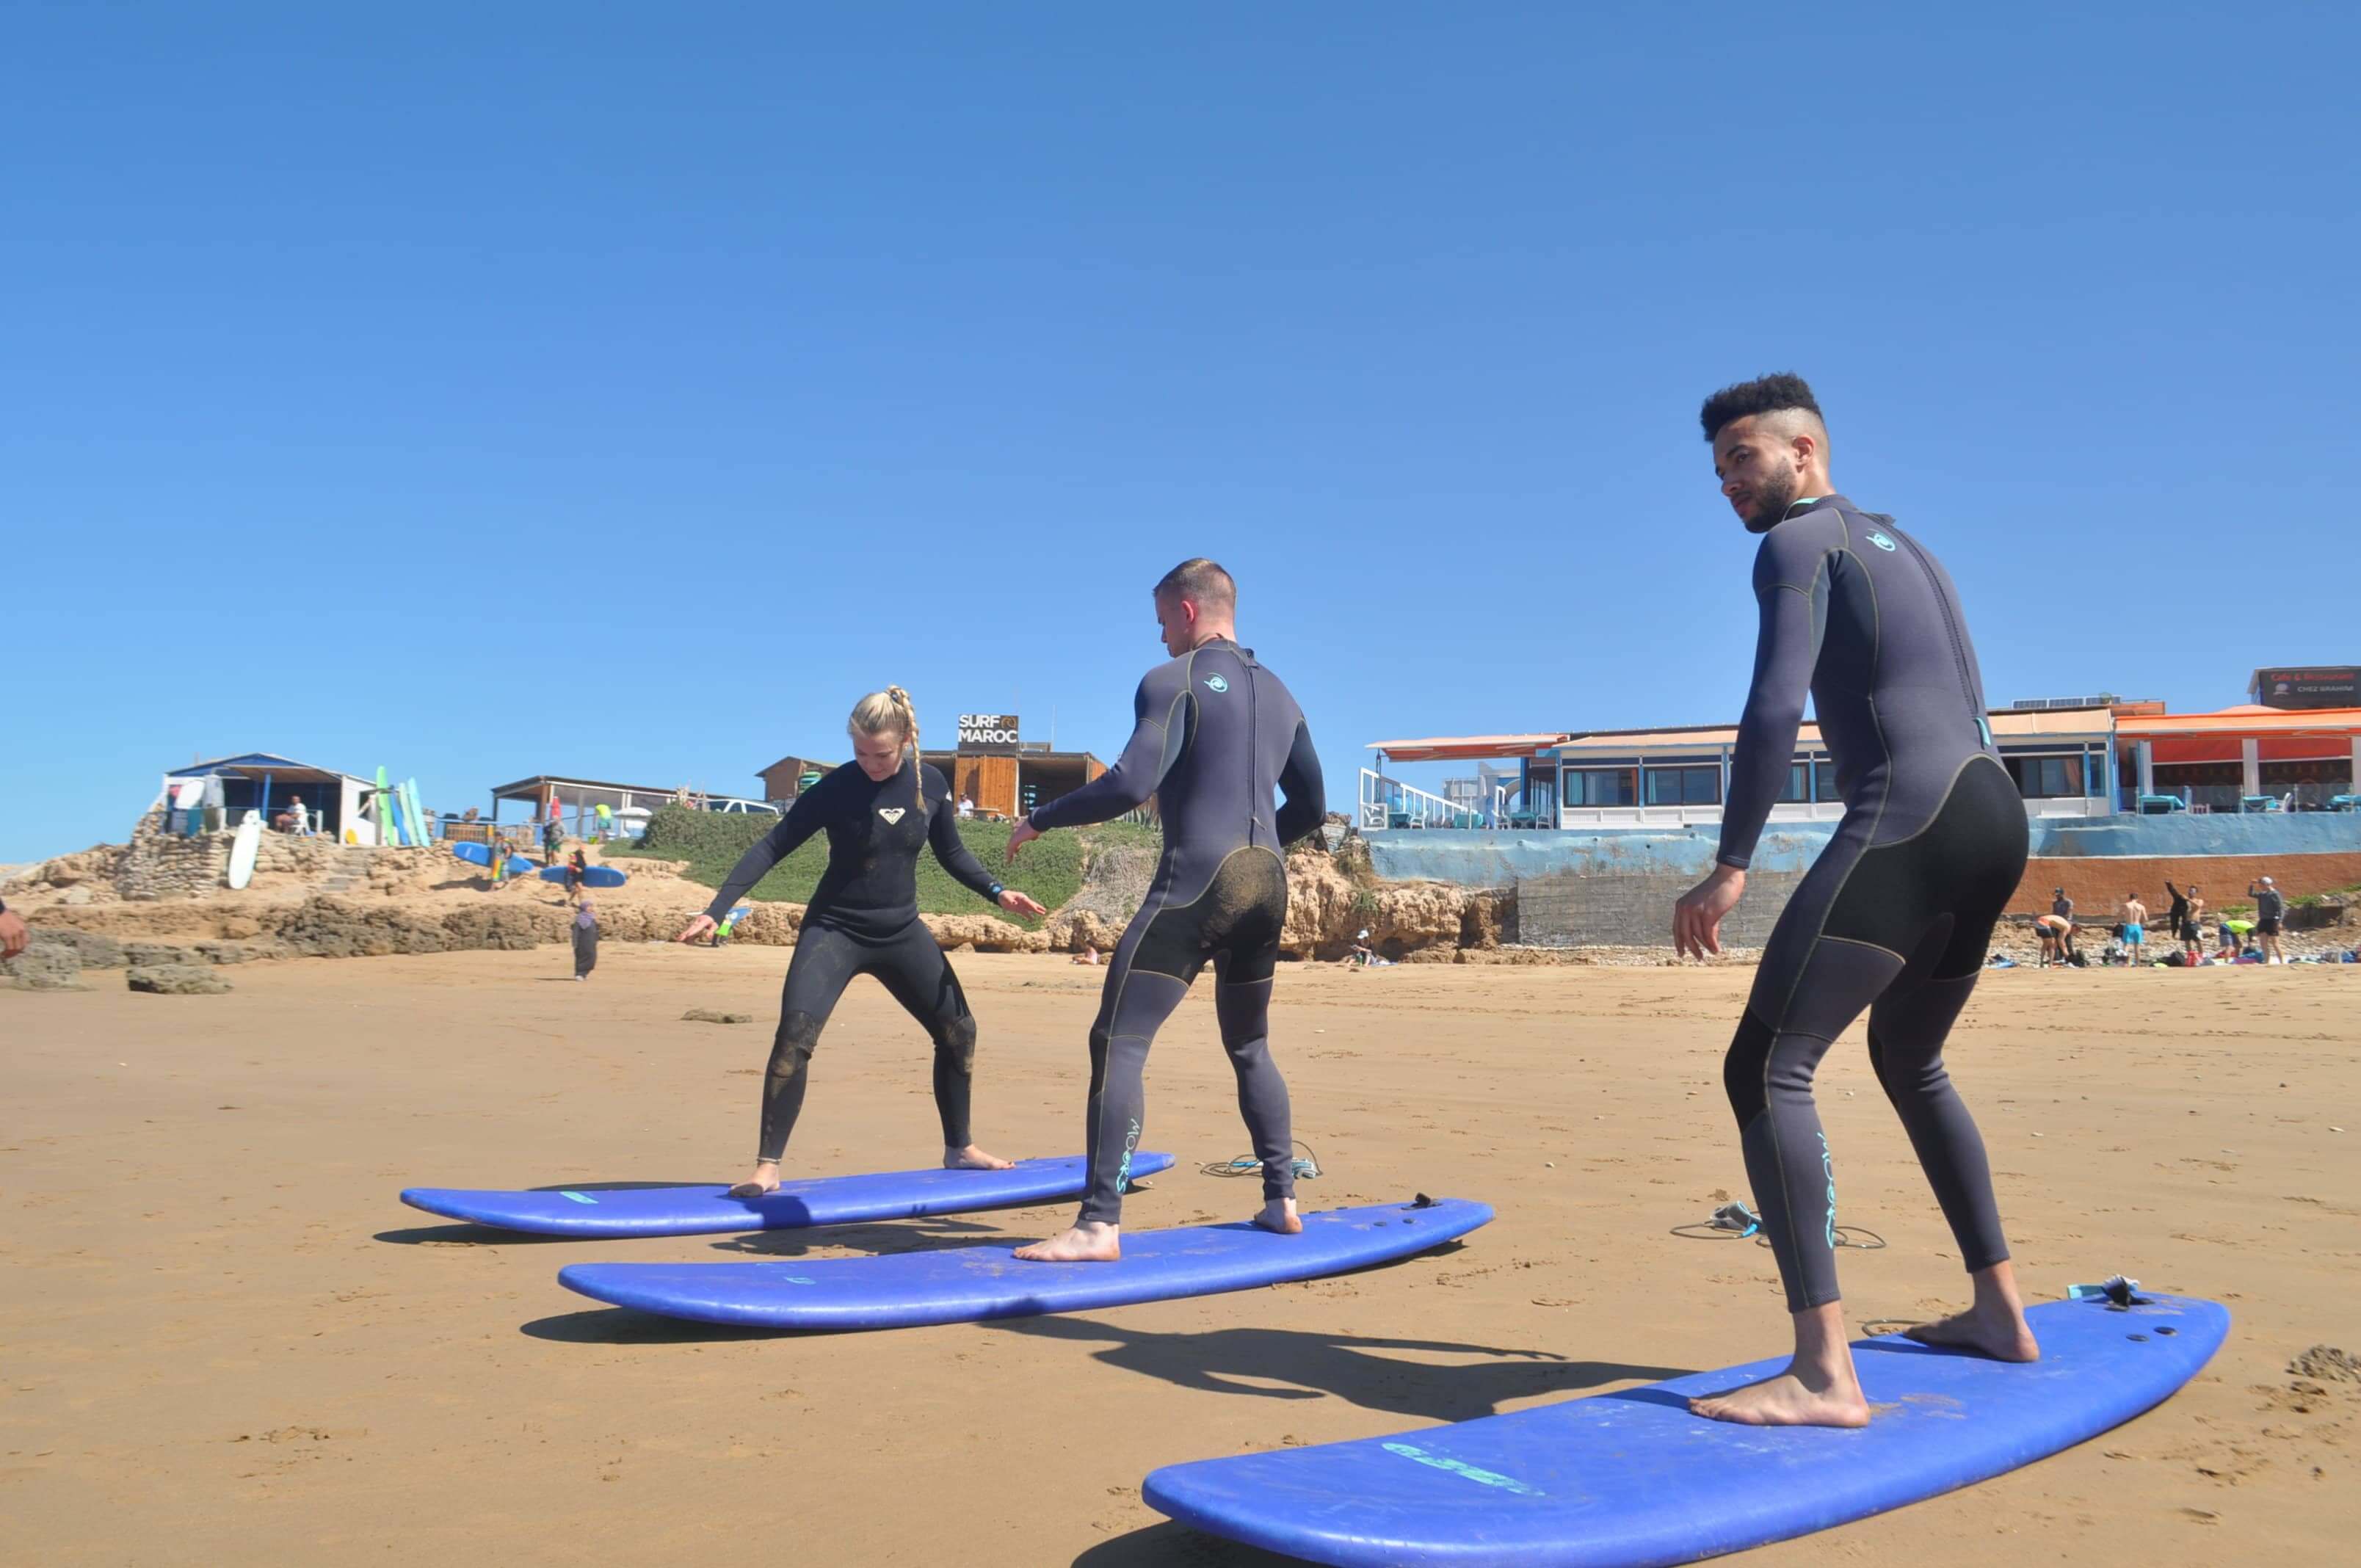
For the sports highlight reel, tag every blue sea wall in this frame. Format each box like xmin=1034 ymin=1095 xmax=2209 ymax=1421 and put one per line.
xmin=1366 ymin=813 xmax=2361 ymax=886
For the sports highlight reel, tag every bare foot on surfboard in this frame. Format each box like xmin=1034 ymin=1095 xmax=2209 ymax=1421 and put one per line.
xmin=1252 ymin=1197 xmax=1302 ymax=1234
xmin=1689 ymin=1364 xmax=1871 ymax=1428
xmin=943 ymin=1144 xmax=1015 ymax=1171
xmin=1904 ymin=1304 xmax=2041 ymax=1362
xmin=1013 ymin=1222 xmax=1120 ymax=1262
xmin=726 ymin=1161 xmax=781 ymax=1200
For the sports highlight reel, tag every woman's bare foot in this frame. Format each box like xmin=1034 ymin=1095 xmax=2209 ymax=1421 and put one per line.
xmin=1252 ymin=1197 xmax=1302 ymax=1234
xmin=725 ymin=1161 xmax=780 ymax=1200
xmin=1689 ymin=1367 xmax=1871 ymax=1428
xmin=1691 ymin=1302 xmax=1871 ymax=1428
xmin=1013 ymin=1222 xmax=1120 ymax=1262
xmin=1904 ymin=1260 xmax=2040 ymax=1361
xmin=943 ymin=1144 xmax=1016 ymax=1171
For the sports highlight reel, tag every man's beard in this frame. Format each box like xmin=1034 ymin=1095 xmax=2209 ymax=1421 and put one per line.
xmin=1744 ymin=469 xmax=1799 ymax=534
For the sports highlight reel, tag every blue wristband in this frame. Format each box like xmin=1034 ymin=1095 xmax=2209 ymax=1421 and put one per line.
xmin=988 ymin=882 xmax=1004 ymax=903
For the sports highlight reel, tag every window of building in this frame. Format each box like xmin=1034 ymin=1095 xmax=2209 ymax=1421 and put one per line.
xmin=1777 ymin=761 xmax=1811 ymax=803
xmin=1644 ymin=765 xmax=1722 ymax=806
xmin=1570 ymin=767 xmax=1638 ymax=807
xmin=2006 ymin=754 xmax=2084 ymax=798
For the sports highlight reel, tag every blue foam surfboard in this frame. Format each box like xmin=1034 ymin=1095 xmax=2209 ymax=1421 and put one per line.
xmin=557 ymin=1197 xmax=1492 ymax=1329
xmin=1144 ymin=1293 xmax=2229 ymax=1567
xmin=449 ymin=842 xmax=536 ymax=876
xmin=401 ymin=1153 xmax=1176 ymax=1238
xmin=540 ymin=865 xmax=626 ymax=888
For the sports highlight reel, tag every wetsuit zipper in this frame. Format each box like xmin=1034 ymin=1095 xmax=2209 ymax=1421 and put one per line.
xmin=1889 ymin=518 xmax=1987 ymax=746
xmin=1244 ymin=653 xmax=1261 ymax=848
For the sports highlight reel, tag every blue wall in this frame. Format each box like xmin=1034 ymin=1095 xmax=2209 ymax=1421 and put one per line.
xmin=1366 ymin=812 xmax=2361 ymax=885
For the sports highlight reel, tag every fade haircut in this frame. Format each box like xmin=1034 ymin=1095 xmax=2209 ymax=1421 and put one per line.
xmin=1699 ymin=373 xmax=1824 ymax=444
xmin=1154 ymin=557 xmax=1236 ymax=612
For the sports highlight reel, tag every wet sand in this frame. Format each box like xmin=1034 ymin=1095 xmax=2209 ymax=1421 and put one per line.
xmin=4 ymin=947 xmax=2354 ymax=1564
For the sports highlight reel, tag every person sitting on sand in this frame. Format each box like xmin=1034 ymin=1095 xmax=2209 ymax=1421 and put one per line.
xmin=1070 ymin=945 xmax=1100 ymax=965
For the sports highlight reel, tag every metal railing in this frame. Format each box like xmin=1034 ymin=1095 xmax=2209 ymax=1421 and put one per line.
xmin=1359 ymin=769 xmax=1497 ymax=830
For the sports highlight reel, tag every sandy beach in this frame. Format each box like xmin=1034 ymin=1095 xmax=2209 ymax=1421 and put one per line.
xmin=4 ymin=947 xmax=2354 ymax=1565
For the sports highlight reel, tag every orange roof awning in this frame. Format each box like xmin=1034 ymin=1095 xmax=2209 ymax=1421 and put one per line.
xmin=1368 ymin=734 xmax=1569 ymax=763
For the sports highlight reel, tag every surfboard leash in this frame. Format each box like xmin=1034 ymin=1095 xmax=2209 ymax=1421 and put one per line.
xmin=1200 ymin=1138 xmax=1322 ymax=1181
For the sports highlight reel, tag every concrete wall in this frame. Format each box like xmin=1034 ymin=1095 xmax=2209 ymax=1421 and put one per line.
xmin=1518 ymin=866 xmax=1810 ymax=948
xmin=1368 ymin=813 xmax=2361 ymax=947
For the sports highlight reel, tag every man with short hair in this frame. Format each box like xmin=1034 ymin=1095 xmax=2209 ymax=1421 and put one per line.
xmin=2177 ymin=883 xmax=2207 ymax=959
xmin=1006 ymin=558 xmax=1327 ymax=1262
xmin=2119 ymin=892 xmax=2147 ymax=964
xmin=1673 ymin=374 xmax=2037 ymax=1428
xmin=2249 ymin=876 xmax=2287 ymax=963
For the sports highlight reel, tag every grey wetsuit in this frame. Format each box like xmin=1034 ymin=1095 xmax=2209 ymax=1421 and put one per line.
xmin=1027 ymin=637 xmax=1325 ymax=1224
xmin=1717 ymin=496 xmax=2026 ymax=1313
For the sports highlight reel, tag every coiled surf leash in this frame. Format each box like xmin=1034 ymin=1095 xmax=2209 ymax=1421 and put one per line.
xmin=1201 ymin=1139 xmax=1323 ymax=1181
xmin=1671 ymin=1198 xmax=1885 ymax=1251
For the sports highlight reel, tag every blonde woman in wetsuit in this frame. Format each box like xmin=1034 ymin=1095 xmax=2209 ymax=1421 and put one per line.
xmin=676 ymin=688 xmax=1048 ymax=1199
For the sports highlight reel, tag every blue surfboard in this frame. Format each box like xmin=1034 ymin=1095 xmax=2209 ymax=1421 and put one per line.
xmin=557 ymin=1197 xmax=1492 ymax=1330
xmin=401 ymin=1153 xmax=1175 ymax=1238
xmin=449 ymin=842 xmax=536 ymax=876
xmin=540 ymin=865 xmax=626 ymax=888
xmin=1144 ymin=1292 xmax=2229 ymax=1567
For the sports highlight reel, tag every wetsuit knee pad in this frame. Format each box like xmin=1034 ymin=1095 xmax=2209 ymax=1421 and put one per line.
xmin=769 ymin=1012 xmax=821 ymax=1074
xmin=1723 ymin=1011 xmax=1774 ymax=1126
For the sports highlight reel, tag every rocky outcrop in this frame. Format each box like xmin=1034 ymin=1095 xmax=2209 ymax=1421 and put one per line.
xmin=3 ymin=940 xmax=85 ymax=991
xmin=128 ymin=963 xmax=231 ymax=995
xmin=116 ymin=813 xmax=227 ymax=901
xmin=258 ymin=896 xmax=568 ymax=958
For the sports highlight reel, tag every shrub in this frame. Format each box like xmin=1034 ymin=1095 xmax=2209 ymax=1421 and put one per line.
xmin=612 ymin=805 xmax=1101 ymax=928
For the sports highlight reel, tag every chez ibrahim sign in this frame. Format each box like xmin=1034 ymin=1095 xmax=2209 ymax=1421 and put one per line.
xmin=957 ymin=714 xmax=1022 ymax=754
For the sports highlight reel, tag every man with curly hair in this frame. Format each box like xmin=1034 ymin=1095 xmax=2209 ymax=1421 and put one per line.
xmin=1674 ymin=374 xmax=2039 ymax=1427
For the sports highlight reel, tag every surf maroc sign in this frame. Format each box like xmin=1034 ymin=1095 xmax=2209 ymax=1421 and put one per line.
xmin=957 ymin=713 xmax=1022 ymax=753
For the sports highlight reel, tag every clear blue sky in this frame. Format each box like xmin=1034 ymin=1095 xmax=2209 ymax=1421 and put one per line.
xmin=5 ymin=4 xmax=2354 ymax=863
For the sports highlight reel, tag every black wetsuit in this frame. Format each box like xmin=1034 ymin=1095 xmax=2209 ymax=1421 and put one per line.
xmin=1718 ymin=496 xmax=2026 ymax=1314
xmin=2164 ymin=882 xmax=2194 ymax=942
xmin=704 ymin=757 xmax=1004 ymax=1162
xmin=1026 ymin=637 xmax=1325 ymax=1224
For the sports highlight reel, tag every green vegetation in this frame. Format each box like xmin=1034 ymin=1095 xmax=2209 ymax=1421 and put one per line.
xmin=607 ymin=805 xmax=1158 ymax=929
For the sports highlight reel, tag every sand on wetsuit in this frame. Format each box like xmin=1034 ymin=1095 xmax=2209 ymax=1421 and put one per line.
xmin=1008 ymin=559 xmax=1326 ymax=1262
xmin=1675 ymin=374 xmax=2037 ymax=1430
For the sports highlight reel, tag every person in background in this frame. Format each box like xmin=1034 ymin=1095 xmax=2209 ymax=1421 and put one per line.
xmin=0 ymin=899 xmax=28 ymax=959
xmin=2118 ymin=891 xmax=2147 ymax=965
xmin=565 ymin=846 xmax=588 ymax=904
xmin=2050 ymin=887 xmax=2073 ymax=924
xmin=2248 ymin=876 xmax=2287 ymax=964
xmin=572 ymin=897 xmax=599 ymax=980
xmin=542 ymin=815 xmax=564 ymax=866
xmin=2217 ymin=912 xmax=2239 ymax=959
xmin=957 ymin=794 xmax=975 ymax=820
xmin=2033 ymin=913 xmax=2070 ymax=968
xmin=714 ymin=904 xmax=750 ymax=948
xmin=2179 ymin=884 xmax=2206 ymax=961
xmin=285 ymin=794 xmax=311 ymax=836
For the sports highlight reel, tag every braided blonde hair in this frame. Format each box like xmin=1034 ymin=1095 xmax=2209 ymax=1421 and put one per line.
xmin=849 ymin=686 xmax=926 ymax=816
